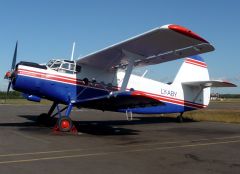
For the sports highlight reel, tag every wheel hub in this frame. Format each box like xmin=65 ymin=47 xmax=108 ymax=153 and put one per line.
xmin=61 ymin=120 xmax=70 ymax=129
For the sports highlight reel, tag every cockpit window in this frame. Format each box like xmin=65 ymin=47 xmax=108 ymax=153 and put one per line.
xmin=46 ymin=60 xmax=55 ymax=67
xmin=51 ymin=61 xmax=62 ymax=70
xmin=46 ymin=59 xmax=81 ymax=74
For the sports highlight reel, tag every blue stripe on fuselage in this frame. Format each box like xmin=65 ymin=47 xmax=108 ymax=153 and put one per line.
xmin=13 ymin=74 xmax=109 ymax=104
xmin=13 ymin=74 xmax=197 ymax=114
xmin=119 ymin=102 xmax=195 ymax=114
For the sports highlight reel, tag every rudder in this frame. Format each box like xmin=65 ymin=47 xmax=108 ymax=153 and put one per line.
xmin=173 ymin=55 xmax=210 ymax=108
xmin=173 ymin=55 xmax=209 ymax=83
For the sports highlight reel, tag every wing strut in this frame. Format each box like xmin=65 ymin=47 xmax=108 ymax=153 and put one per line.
xmin=120 ymin=50 xmax=145 ymax=92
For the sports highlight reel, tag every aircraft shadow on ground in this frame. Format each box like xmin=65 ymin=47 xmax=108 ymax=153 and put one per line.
xmin=0 ymin=114 xmax=196 ymax=136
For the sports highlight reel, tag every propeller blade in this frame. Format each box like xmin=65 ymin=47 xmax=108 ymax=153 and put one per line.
xmin=5 ymin=81 xmax=12 ymax=102
xmin=5 ymin=41 xmax=18 ymax=103
xmin=7 ymin=81 xmax=12 ymax=94
xmin=11 ymin=41 xmax=18 ymax=70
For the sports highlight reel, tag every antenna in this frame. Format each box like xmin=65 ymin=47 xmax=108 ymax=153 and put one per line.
xmin=70 ymin=42 xmax=75 ymax=61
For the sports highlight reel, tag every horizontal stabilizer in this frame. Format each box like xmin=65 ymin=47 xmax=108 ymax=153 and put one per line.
xmin=183 ymin=80 xmax=237 ymax=88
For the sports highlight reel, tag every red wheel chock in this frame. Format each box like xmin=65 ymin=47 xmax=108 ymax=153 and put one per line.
xmin=52 ymin=124 xmax=78 ymax=134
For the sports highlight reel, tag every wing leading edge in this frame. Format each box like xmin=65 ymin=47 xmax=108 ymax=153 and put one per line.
xmin=77 ymin=24 xmax=215 ymax=70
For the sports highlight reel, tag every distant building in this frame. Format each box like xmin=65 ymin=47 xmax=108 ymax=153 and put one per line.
xmin=210 ymin=93 xmax=221 ymax=101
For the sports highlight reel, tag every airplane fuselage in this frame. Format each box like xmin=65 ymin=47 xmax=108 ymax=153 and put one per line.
xmin=12 ymin=62 xmax=207 ymax=114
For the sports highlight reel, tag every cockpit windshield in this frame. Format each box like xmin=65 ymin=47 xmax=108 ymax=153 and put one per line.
xmin=46 ymin=60 xmax=55 ymax=67
xmin=46 ymin=59 xmax=81 ymax=74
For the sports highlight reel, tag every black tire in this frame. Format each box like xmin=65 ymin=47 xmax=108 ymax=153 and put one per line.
xmin=57 ymin=116 xmax=73 ymax=132
xmin=177 ymin=116 xmax=183 ymax=123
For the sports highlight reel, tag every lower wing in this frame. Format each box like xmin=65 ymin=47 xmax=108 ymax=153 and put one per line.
xmin=74 ymin=91 xmax=164 ymax=111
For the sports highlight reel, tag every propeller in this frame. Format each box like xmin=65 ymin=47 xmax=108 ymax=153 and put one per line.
xmin=5 ymin=41 xmax=18 ymax=100
xmin=11 ymin=41 xmax=18 ymax=70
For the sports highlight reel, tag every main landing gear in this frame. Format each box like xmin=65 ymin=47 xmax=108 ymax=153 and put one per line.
xmin=37 ymin=102 xmax=76 ymax=133
xmin=177 ymin=112 xmax=184 ymax=123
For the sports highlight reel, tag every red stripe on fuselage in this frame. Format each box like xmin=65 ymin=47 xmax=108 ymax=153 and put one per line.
xmin=132 ymin=91 xmax=206 ymax=109
xmin=17 ymin=68 xmax=115 ymax=91
xmin=17 ymin=67 xmax=207 ymax=109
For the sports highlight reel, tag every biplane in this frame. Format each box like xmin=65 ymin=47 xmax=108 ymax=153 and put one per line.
xmin=5 ymin=24 xmax=236 ymax=132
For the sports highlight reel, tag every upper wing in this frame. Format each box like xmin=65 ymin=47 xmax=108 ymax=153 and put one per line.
xmin=74 ymin=91 xmax=163 ymax=111
xmin=77 ymin=24 xmax=214 ymax=70
xmin=183 ymin=80 xmax=237 ymax=88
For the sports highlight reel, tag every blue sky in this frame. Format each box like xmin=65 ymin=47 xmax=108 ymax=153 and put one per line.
xmin=0 ymin=0 xmax=239 ymax=93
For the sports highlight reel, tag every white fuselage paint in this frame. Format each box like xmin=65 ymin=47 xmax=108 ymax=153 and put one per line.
xmin=16 ymin=57 xmax=210 ymax=110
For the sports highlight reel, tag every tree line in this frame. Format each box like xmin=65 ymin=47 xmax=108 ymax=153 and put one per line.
xmin=220 ymin=94 xmax=240 ymax=98
xmin=0 ymin=91 xmax=23 ymax=99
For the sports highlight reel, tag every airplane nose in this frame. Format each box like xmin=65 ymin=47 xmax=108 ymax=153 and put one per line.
xmin=4 ymin=69 xmax=17 ymax=79
xmin=4 ymin=71 xmax=12 ymax=79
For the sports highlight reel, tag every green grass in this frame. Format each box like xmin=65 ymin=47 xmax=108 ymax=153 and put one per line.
xmin=157 ymin=99 xmax=240 ymax=123
xmin=211 ymin=98 xmax=240 ymax=103
xmin=159 ymin=110 xmax=240 ymax=124
xmin=1 ymin=99 xmax=51 ymax=105
xmin=183 ymin=109 xmax=240 ymax=123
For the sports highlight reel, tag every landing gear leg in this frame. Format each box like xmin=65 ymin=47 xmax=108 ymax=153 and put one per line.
xmin=48 ymin=102 xmax=58 ymax=116
xmin=38 ymin=102 xmax=77 ymax=133
xmin=37 ymin=102 xmax=58 ymax=125
xmin=177 ymin=112 xmax=184 ymax=123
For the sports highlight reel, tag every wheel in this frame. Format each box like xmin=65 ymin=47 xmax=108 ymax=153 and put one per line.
xmin=57 ymin=116 xmax=73 ymax=132
xmin=37 ymin=113 xmax=50 ymax=125
xmin=177 ymin=115 xmax=183 ymax=123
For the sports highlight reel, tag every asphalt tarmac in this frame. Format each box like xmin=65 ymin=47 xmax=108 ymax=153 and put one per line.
xmin=0 ymin=104 xmax=240 ymax=174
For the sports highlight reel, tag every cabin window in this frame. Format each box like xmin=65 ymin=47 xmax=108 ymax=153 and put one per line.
xmin=76 ymin=65 xmax=81 ymax=73
xmin=61 ymin=63 xmax=70 ymax=69
xmin=70 ymin=64 xmax=75 ymax=71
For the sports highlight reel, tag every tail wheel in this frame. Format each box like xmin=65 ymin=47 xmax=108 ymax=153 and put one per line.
xmin=177 ymin=115 xmax=183 ymax=123
xmin=57 ymin=116 xmax=73 ymax=132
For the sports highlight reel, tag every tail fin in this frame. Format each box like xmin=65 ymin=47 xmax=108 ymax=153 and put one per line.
xmin=173 ymin=55 xmax=210 ymax=107
xmin=173 ymin=55 xmax=210 ymax=83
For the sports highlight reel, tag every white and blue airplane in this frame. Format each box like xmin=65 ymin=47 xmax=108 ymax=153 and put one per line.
xmin=5 ymin=24 xmax=236 ymax=132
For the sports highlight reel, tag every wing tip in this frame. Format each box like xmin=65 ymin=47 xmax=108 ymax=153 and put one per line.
xmin=164 ymin=24 xmax=209 ymax=43
xmin=221 ymin=81 xmax=237 ymax=87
